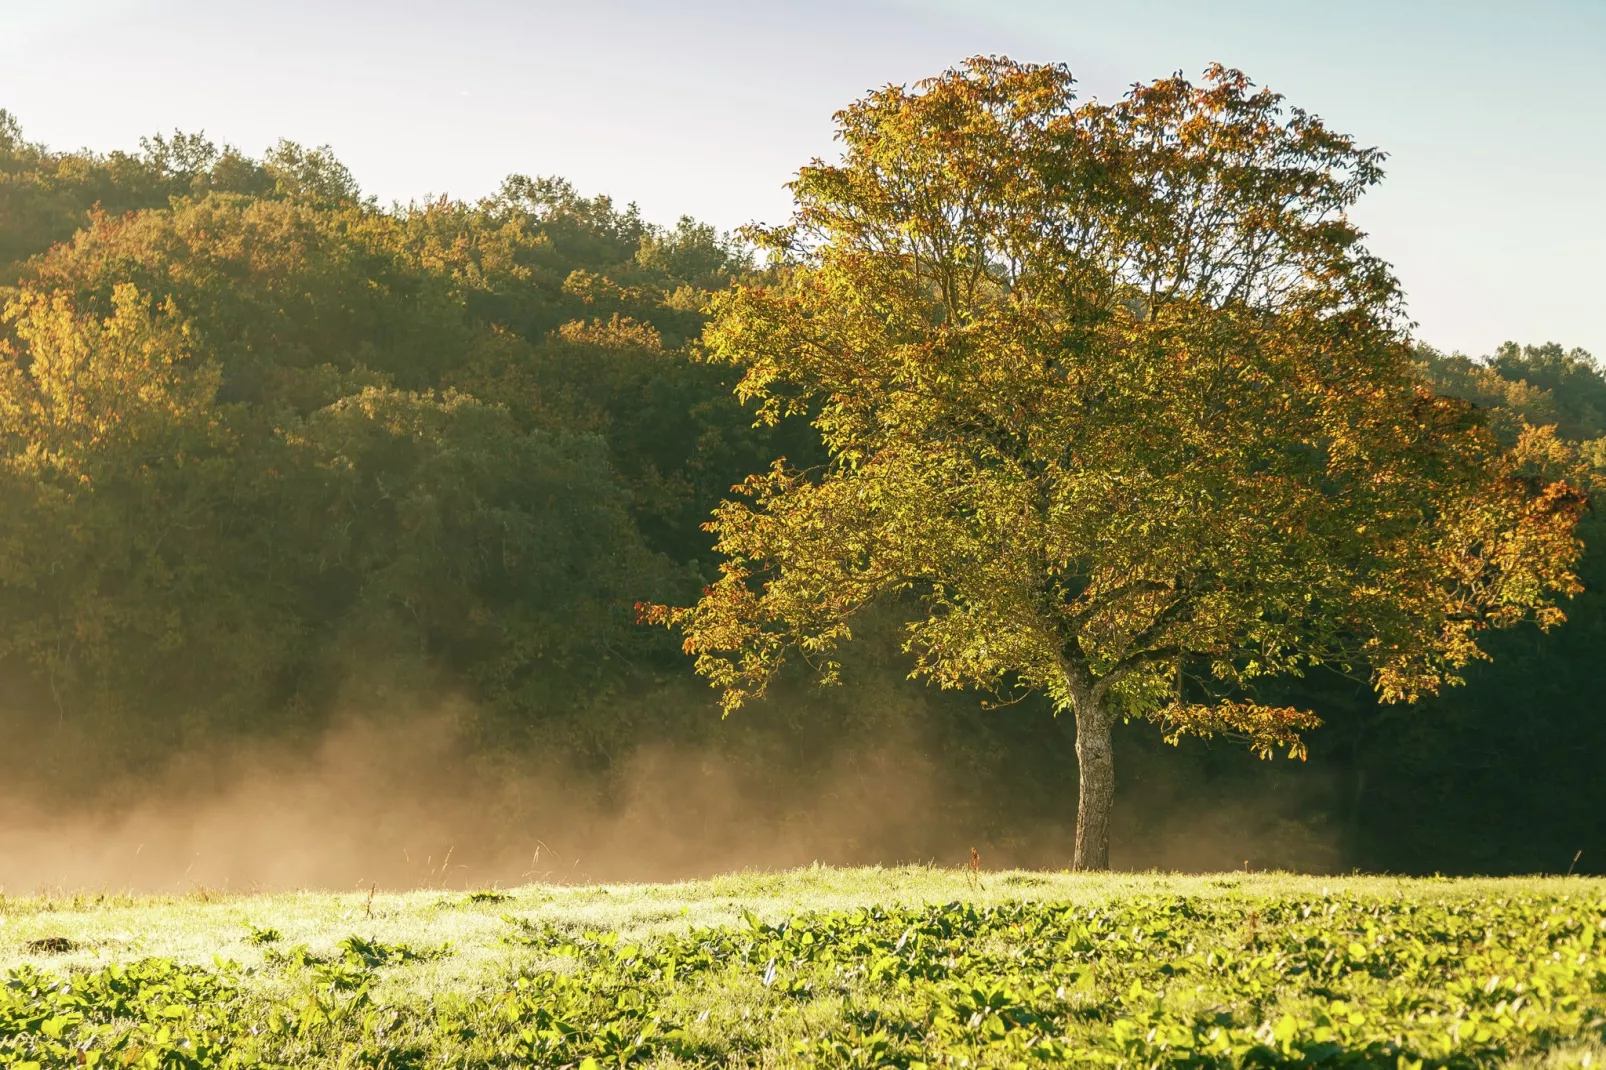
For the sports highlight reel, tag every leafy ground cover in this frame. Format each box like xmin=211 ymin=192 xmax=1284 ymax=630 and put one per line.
xmin=1 ymin=868 xmax=1603 ymax=1067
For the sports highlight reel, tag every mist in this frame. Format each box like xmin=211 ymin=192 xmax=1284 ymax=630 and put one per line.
xmin=0 ymin=688 xmax=1347 ymax=893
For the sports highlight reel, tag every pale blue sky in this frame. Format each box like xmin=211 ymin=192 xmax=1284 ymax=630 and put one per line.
xmin=1 ymin=0 xmax=1601 ymax=358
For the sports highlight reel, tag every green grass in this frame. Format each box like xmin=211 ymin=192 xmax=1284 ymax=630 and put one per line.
xmin=2 ymin=867 xmax=1604 ymax=1067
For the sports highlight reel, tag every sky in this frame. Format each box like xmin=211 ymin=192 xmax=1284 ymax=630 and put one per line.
xmin=1 ymin=0 xmax=1601 ymax=359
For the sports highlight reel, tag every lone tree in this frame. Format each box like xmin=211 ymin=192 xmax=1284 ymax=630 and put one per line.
xmin=647 ymin=59 xmax=1585 ymax=870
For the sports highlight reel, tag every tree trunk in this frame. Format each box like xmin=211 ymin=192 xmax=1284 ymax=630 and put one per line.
xmin=1072 ymin=699 xmax=1115 ymax=871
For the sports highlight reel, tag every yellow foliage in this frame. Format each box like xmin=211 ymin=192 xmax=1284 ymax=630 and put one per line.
xmin=648 ymin=57 xmax=1585 ymax=760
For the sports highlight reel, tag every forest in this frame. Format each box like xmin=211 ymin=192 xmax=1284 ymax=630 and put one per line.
xmin=0 ymin=99 xmax=1601 ymax=879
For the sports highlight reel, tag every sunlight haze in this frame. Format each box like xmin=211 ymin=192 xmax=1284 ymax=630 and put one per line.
xmin=2 ymin=0 xmax=1602 ymax=356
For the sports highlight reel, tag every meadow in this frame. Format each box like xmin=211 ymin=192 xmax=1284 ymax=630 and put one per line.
xmin=2 ymin=867 xmax=1603 ymax=1067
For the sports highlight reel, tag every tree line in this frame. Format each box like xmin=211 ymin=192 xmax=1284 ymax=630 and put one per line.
xmin=0 ymin=94 xmax=1601 ymax=873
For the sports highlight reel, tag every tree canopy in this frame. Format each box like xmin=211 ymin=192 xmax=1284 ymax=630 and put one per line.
xmin=651 ymin=59 xmax=1587 ymax=869
xmin=0 ymin=112 xmax=783 ymax=765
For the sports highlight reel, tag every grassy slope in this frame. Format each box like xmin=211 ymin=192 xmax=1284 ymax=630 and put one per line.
xmin=3 ymin=867 xmax=1605 ymax=1066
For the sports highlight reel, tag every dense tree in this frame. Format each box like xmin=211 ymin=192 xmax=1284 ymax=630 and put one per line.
xmin=650 ymin=59 xmax=1587 ymax=869
xmin=0 ymin=114 xmax=757 ymax=763
xmin=0 ymin=103 xmax=1599 ymax=873
xmin=0 ymin=283 xmax=294 ymax=728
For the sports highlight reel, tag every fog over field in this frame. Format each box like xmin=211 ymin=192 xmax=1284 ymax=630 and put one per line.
xmin=0 ymin=697 xmax=1352 ymax=892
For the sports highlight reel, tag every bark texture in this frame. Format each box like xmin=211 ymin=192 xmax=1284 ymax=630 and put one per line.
xmin=1072 ymin=700 xmax=1115 ymax=871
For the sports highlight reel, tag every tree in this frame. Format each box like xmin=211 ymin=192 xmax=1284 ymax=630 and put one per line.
xmin=1489 ymin=342 xmax=1606 ymax=445
xmin=647 ymin=58 xmax=1587 ymax=870
xmin=285 ymin=385 xmax=664 ymax=715
xmin=0 ymin=284 xmax=298 ymax=729
xmin=20 ymin=193 xmax=472 ymax=407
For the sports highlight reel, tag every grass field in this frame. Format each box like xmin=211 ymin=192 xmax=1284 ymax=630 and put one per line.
xmin=2 ymin=867 xmax=1603 ymax=1067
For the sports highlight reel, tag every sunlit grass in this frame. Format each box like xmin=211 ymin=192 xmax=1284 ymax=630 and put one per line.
xmin=3 ymin=867 xmax=1603 ymax=1066
xmin=4 ymin=866 xmax=1600 ymax=990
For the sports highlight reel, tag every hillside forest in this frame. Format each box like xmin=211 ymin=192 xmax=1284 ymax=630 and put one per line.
xmin=0 ymin=106 xmax=1601 ymax=878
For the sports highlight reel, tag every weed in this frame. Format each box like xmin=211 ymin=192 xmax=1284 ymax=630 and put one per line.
xmin=22 ymin=936 xmax=73 ymax=954
xmin=966 ymin=847 xmax=985 ymax=892
xmin=245 ymin=924 xmax=282 ymax=945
